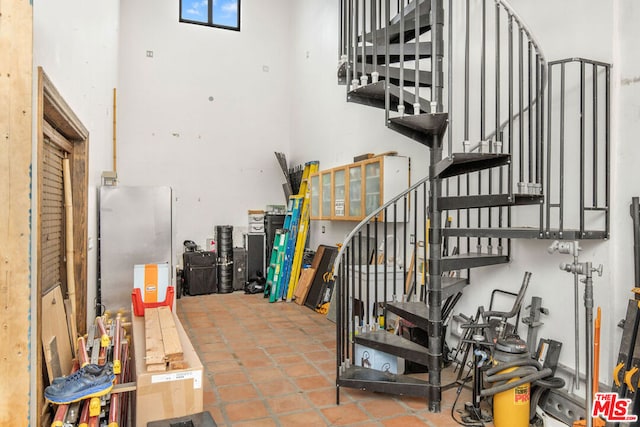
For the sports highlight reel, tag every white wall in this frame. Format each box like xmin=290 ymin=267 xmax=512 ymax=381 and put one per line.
xmin=117 ymin=0 xmax=294 ymax=255
xmin=33 ymin=0 xmax=120 ymax=326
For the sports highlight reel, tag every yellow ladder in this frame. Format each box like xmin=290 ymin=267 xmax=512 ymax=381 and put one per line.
xmin=286 ymin=161 xmax=319 ymax=302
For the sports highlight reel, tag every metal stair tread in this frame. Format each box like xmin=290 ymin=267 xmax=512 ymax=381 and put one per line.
xmin=438 ymin=193 xmax=543 ymax=210
xmin=433 ymin=153 xmax=511 ymax=179
xmin=441 ymin=253 xmax=509 ymax=271
xmin=385 ymin=301 xmax=429 ymax=330
xmin=362 ymin=64 xmax=433 ymax=87
xmin=338 ymin=365 xmax=430 ymax=397
xmin=385 ymin=277 xmax=467 ymax=330
xmin=347 ymin=81 xmax=430 ymax=114
xmin=440 ymin=276 xmax=469 ymax=298
xmin=387 ymin=113 xmax=448 ymax=146
xmin=354 ymin=330 xmax=428 ymax=365
xmin=358 ymin=42 xmax=433 ymax=63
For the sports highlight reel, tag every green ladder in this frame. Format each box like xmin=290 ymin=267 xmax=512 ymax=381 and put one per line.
xmin=264 ymin=228 xmax=287 ymax=300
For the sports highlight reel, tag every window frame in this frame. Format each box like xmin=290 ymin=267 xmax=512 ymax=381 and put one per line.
xmin=179 ymin=0 xmax=241 ymax=32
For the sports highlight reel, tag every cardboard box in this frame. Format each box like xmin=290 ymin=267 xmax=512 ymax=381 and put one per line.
xmin=354 ymin=343 xmax=404 ymax=375
xmin=132 ymin=308 xmax=203 ymax=427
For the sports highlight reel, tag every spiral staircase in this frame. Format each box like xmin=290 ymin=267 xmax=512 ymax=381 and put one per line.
xmin=332 ymin=0 xmax=611 ymax=412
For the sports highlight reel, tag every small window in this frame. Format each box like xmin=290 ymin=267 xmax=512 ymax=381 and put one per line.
xmin=180 ymin=0 xmax=240 ymax=31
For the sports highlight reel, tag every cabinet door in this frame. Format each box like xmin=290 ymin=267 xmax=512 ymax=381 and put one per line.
xmin=310 ymin=174 xmax=320 ymax=219
xmin=321 ymin=172 xmax=332 ymax=219
xmin=347 ymin=164 xmax=363 ymax=219
xmin=333 ymin=168 xmax=346 ymax=219
xmin=364 ymin=160 xmax=382 ymax=217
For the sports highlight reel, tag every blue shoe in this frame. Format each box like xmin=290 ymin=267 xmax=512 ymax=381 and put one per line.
xmin=50 ymin=363 xmax=109 ymax=385
xmin=45 ymin=362 xmax=115 ymax=404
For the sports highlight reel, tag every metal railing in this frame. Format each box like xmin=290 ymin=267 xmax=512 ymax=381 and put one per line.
xmin=444 ymin=0 xmax=547 ymax=259
xmin=545 ymin=58 xmax=611 ymax=239
xmin=334 ymin=175 xmax=434 ymax=391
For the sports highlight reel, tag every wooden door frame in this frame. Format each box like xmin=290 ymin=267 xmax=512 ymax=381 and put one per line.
xmin=36 ymin=67 xmax=89 ymax=424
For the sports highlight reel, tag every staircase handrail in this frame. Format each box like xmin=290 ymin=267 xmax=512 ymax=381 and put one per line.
xmin=332 ymin=173 xmax=431 ymax=277
xmin=482 ymin=0 xmax=547 ymax=143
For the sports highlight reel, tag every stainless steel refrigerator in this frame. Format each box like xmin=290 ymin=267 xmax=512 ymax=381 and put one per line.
xmin=98 ymin=186 xmax=174 ymax=315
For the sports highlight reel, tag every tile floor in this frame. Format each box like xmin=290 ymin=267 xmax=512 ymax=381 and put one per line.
xmin=177 ymin=292 xmax=495 ymax=427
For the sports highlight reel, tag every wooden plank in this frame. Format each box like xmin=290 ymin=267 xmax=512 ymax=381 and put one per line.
xmin=70 ymin=125 xmax=89 ymax=335
xmin=62 ymin=157 xmax=78 ymax=354
xmin=157 ymin=306 xmax=183 ymax=362
xmin=41 ymin=287 xmax=73 ymax=381
xmin=293 ymin=268 xmax=316 ymax=306
xmin=112 ymin=382 xmax=137 ymax=394
xmin=63 ymin=298 xmax=77 ymax=353
xmin=353 ymin=153 xmax=374 ymax=162
xmin=0 ymin=0 xmax=33 ymax=423
xmin=169 ymin=360 xmax=190 ymax=370
xmin=371 ymin=150 xmax=398 ymax=159
xmin=43 ymin=336 xmax=62 ymax=382
xmin=43 ymin=121 xmax=73 ymax=153
xmin=146 ymin=363 xmax=167 ymax=372
xmin=144 ymin=308 xmax=166 ymax=366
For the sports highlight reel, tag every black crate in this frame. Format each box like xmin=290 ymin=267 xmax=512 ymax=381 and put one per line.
xmin=183 ymin=251 xmax=217 ymax=296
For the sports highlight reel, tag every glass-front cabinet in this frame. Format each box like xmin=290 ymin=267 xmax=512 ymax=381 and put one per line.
xmin=333 ymin=168 xmax=346 ymax=218
xmin=309 ymin=155 xmax=408 ymax=222
xmin=321 ymin=172 xmax=332 ymax=219
xmin=364 ymin=161 xmax=381 ymax=217
xmin=347 ymin=164 xmax=363 ymax=219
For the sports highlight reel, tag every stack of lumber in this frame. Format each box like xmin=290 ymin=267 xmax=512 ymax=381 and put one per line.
xmin=144 ymin=307 xmax=187 ymax=371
